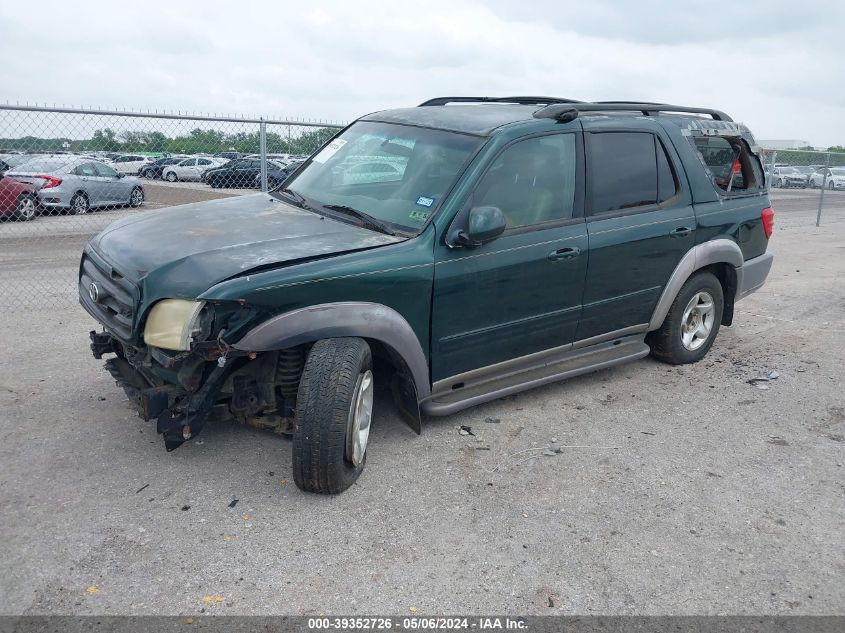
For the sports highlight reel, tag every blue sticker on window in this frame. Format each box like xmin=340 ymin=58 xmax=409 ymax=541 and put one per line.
xmin=416 ymin=195 xmax=435 ymax=208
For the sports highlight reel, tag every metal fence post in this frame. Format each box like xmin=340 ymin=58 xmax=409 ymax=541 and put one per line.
xmin=768 ymin=151 xmax=777 ymax=190
xmin=816 ymin=151 xmax=829 ymax=227
xmin=259 ymin=118 xmax=268 ymax=192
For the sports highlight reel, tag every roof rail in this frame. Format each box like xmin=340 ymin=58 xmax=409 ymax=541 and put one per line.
xmin=419 ymin=96 xmax=582 ymax=107
xmin=534 ymin=102 xmax=732 ymax=122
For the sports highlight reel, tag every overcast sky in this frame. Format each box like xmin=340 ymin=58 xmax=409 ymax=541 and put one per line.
xmin=1 ymin=0 xmax=843 ymax=146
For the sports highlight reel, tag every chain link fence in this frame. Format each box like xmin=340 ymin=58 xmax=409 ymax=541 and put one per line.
xmin=759 ymin=147 xmax=845 ymax=227
xmin=0 ymin=104 xmax=344 ymax=309
xmin=1 ymin=104 xmax=842 ymax=310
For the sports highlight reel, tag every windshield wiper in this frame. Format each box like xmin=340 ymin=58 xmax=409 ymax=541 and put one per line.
xmin=273 ymin=187 xmax=307 ymax=208
xmin=320 ymin=204 xmax=397 ymax=236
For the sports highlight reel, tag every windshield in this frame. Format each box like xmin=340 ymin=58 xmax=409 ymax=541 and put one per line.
xmin=279 ymin=121 xmax=482 ymax=234
xmin=830 ymin=168 xmax=845 ymax=176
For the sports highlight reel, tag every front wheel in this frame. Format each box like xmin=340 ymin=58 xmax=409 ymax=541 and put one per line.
xmin=648 ymin=271 xmax=724 ymax=365
xmin=129 ymin=186 xmax=144 ymax=207
xmin=293 ymin=338 xmax=373 ymax=494
xmin=829 ymin=180 xmax=836 ymax=190
xmin=165 ymin=171 xmax=178 ymax=182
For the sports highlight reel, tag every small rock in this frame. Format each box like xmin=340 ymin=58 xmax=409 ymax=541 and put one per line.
xmin=484 ymin=417 xmax=501 ymax=424
xmin=181 ymin=505 xmax=191 ymax=511
xmin=459 ymin=425 xmax=474 ymax=436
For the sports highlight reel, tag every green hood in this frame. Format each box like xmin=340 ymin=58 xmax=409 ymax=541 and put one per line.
xmin=89 ymin=193 xmax=403 ymax=300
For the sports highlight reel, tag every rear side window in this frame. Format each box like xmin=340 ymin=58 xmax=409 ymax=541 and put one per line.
xmin=691 ymin=136 xmax=762 ymax=194
xmin=588 ymin=132 xmax=677 ymax=215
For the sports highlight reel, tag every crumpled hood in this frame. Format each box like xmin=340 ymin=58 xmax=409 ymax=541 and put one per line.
xmin=88 ymin=193 xmax=403 ymax=298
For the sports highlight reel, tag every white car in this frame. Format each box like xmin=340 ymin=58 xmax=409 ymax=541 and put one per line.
xmin=111 ymin=154 xmax=154 ymax=175
xmin=162 ymin=157 xmax=227 ymax=182
xmin=808 ymin=167 xmax=845 ymax=189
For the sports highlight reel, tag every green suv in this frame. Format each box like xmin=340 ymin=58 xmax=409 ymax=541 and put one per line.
xmin=80 ymin=97 xmax=775 ymax=493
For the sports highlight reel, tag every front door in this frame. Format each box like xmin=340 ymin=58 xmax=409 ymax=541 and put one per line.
xmin=576 ymin=128 xmax=695 ymax=340
xmin=432 ymin=132 xmax=588 ymax=384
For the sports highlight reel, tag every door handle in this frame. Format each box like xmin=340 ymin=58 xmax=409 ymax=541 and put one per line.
xmin=548 ymin=246 xmax=581 ymax=261
xmin=669 ymin=226 xmax=692 ymax=238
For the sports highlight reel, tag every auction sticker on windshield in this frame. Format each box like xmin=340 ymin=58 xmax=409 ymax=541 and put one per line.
xmin=312 ymin=138 xmax=347 ymax=164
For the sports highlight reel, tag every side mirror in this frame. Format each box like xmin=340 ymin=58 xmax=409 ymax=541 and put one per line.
xmin=467 ymin=206 xmax=507 ymax=244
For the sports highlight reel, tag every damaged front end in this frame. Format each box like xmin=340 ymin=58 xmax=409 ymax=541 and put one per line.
xmin=90 ymin=329 xmax=307 ymax=451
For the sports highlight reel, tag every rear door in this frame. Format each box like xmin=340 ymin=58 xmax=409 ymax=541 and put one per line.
xmin=577 ymin=126 xmax=694 ymax=340
xmin=73 ymin=162 xmax=105 ymax=205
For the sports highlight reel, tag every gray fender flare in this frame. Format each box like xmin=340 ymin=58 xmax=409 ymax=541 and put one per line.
xmin=648 ymin=239 xmax=743 ymax=331
xmin=233 ymin=302 xmax=431 ymax=399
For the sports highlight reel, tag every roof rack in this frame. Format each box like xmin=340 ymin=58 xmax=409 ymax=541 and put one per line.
xmin=533 ymin=102 xmax=732 ymax=122
xmin=418 ymin=96 xmax=582 ymax=107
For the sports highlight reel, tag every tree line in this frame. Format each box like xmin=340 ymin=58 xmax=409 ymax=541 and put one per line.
xmin=0 ymin=126 xmax=340 ymax=156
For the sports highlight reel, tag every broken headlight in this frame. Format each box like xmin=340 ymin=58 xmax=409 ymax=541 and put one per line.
xmin=143 ymin=299 xmax=206 ymax=351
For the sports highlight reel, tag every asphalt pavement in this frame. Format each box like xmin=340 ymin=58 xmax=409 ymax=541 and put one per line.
xmin=0 ymin=189 xmax=842 ymax=615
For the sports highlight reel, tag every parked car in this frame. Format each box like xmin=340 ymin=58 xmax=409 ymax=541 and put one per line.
xmin=770 ymin=166 xmax=807 ymax=188
xmin=202 ymin=158 xmax=266 ymax=188
xmin=214 ymin=151 xmax=242 ymax=160
xmin=808 ymin=167 xmax=845 ymax=189
xmin=111 ymin=154 xmax=153 ymax=175
xmin=254 ymin=160 xmax=304 ymax=189
xmin=9 ymin=157 xmax=144 ymax=215
xmin=139 ymin=157 xmax=188 ymax=179
xmin=161 ymin=157 xmax=227 ymax=182
xmin=79 ymin=97 xmax=774 ymax=494
xmin=0 ymin=153 xmax=41 ymax=173
xmin=0 ymin=172 xmax=39 ymax=221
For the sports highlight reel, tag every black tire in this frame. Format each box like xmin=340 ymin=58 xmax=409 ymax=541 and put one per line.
xmin=129 ymin=186 xmax=144 ymax=208
xmin=15 ymin=194 xmax=38 ymax=221
xmin=829 ymin=180 xmax=836 ymax=190
xmin=165 ymin=171 xmax=178 ymax=182
xmin=293 ymin=338 xmax=373 ymax=494
xmin=68 ymin=192 xmax=90 ymax=215
xmin=648 ymin=271 xmax=724 ymax=365
xmin=209 ymin=179 xmax=221 ymax=188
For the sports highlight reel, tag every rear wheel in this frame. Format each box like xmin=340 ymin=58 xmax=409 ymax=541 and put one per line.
xmin=648 ymin=271 xmax=724 ymax=365
xmin=829 ymin=180 xmax=836 ymax=190
xmin=292 ymin=338 xmax=373 ymax=494
xmin=15 ymin=194 xmax=38 ymax=221
xmin=69 ymin=192 xmax=90 ymax=215
xmin=165 ymin=171 xmax=178 ymax=182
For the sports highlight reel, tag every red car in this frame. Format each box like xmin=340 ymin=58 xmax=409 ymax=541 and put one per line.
xmin=0 ymin=172 xmax=38 ymax=221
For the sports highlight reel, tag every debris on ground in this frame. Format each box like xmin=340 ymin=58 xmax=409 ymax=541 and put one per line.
xmin=181 ymin=505 xmax=191 ymax=511
xmin=85 ymin=585 xmax=98 ymax=595
xmin=135 ymin=484 xmax=149 ymax=494
xmin=484 ymin=417 xmax=501 ymax=424
xmin=458 ymin=425 xmax=474 ymax=436
xmin=768 ymin=436 xmax=789 ymax=446
xmin=228 ymin=499 xmax=238 ymax=509
xmin=201 ymin=595 xmax=224 ymax=605
xmin=749 ymin=369 xmax=780 ymax=389
xmin=640 ymin=431 xmax=656 ymax=436
xmin=543 ymin=443 xmax=561 ymax=456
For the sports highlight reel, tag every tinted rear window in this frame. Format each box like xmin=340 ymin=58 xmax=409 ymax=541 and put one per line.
xmin=589 ymin=132 xmax=657 ymax=214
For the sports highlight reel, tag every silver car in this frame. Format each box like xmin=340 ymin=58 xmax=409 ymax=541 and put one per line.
xmin=7 ymin=157 xmax=145 ymax=215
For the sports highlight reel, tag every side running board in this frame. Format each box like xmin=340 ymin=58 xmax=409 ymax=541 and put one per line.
xmin=420 ymin=336 xmax=650 ymax=417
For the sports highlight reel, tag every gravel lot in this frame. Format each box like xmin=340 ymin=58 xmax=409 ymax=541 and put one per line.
xmin=0 ymin=189 xmax=842 ymax=615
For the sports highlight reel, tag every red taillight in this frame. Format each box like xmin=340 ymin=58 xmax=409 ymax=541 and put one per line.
xmin=35 ymin=174 xmax=62 ymax=189
xmin=731 ymin=160 xmax=742 ymax=174
xmin=761 ymin=207 xmax=774 ymax=239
